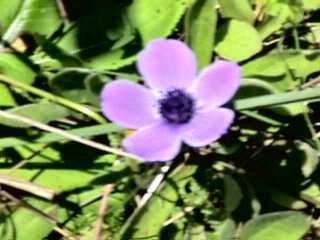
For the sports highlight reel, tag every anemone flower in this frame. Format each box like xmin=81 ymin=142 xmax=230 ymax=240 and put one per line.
xmin=100 ymin=39 xmax=241 ymax=162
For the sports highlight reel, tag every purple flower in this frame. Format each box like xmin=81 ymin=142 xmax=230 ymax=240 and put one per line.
xmin=100 ymin=39 xmax=241 ymax=162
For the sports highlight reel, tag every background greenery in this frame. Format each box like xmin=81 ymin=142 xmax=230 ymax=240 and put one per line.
xmin=0 ymin=0 xmax=320 ymax=239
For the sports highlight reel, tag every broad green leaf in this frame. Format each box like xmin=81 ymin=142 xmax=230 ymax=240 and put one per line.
xmin=224 ymin=175 xmax=243 ymax=213
xmin=217 ymin=219 xmax=237 ymax=240
xmin=296 ymin=141 xmax=319 ymax=178
xmin=301 ymin=183 xmax=320 ymax=205
xmin=84 ymin=73 xmax=109 ymax=106
xmin=84 ymin=48 xmax=137 ymax=70
xmin=57 ymin=27 xmax=138 ymax=70
xmin=239 ymin=211 xmax=311 ymax=240
xmin=0 ymin=198 xmax=61 ymax=240
xmin=269 ymin=189 xmax=307 ymax=210
xmin=185 ymin=223 xmax=207 ymax=240
xmin=185 ymin=0 xmax=217 ymax=69
xmin=242 ymin=51 xmax=320 ymax=91
xmin=303 ymin=23 xmax=320 ymax=44
xmin=127 ymin=0 xmax=195 ymax=44
xmin=34 ymin=34 xmax=82 ymax=68
xmin=1 ymin=143 xmax=117 ymax=192
xmin=0 ymin=102 xmax=71 ymax=128
xmin=49 ymin=68 xmax=92 ymax=103
xmin=0 ymin=83 xmax=16 ymax=106
xmin=215 ymin=20 xmax=262 ymax=61
xmin=50 ymin=69 xmax=109 ymax=105
xmin=302 ymin=0 xmax=320 ymax=10
xmin=2 ymin=0 xmax=61 ymax=43
xmin=0 ymin=0 xmax=23 ymax=34
xmin=242 ymin=54 xmax=287 ymax=77
xmin=0 ymin=52 xmax=36 ymax=85
xmin=217 ymin=0 xmax=255 ymax=24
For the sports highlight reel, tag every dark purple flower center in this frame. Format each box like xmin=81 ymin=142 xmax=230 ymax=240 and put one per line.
xmin=159 ymin=89 xmax=195 ymax=124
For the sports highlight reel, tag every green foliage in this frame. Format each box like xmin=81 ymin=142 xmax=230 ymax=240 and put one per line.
xmin=1 ymin=0 xmax=61 ymax=42
xmin=215 ymin=20 xmax=262 ymax=61
xmin=0 ymin=103 xmax=71 ymax=128
xmin=218 ymin=0 xmax=255 ymax=24
xmin=127 ymin=0 xmax=195 ymax=43
xmin=239 ymin=211 xmax=311 ymax=240
xmin=185 ymin=0 xmax=217 ymax=69
xmin=0 ymin=0 xmax=320 ymax=239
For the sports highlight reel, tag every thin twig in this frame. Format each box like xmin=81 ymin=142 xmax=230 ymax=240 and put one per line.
xmin=94 ymin=184 xmax=114 ymax=240
xmin=0 ymin=173 xmax=56 ymax=200
xmin=163 ymin=206 xmax=194 ymax=227
xmin=0 ymin=109 xmax=142 ymax=161
xmin=138 ymin=164 xmax=171 ymax=207
xmin=302 ymin=76 xmax=320 ymax=89
xmin=56 ymin=0 xmax=70 ymax=25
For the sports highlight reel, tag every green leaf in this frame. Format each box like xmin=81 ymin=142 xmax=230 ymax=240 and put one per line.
xmin=269 ymin=189 xmax=307 ymax=210
xmin=50 ymin=69 xmax=109 ymax=105
xmin=84 ymin=48 xmax=137 ymax=70
xmin=0 ymin=102 xmax=71 ymax=128
xmin=50 ymin=69 xmax=94 ymax=104
xmin=301 ymin=183 xmax=320 ymax=205
xmin=257 ymin=1 xmax=303 ymax=39
xmin=296 ymin=141 xmax=319 ymax=178
xmin=239 ymin=211 xmax=311 ymax=240
xmin=242 ymin=54 xmax=287 ymax=77
xmin=302 ymin=0 xmax=320 ymax=10
xmin=242 ymin=51 xmax=320 ymax=91
xmin=0 ymin=83 xmax=16 ymax=106
xmin=127 ymin=0 xmax=195 ymax=44
xmin=0 ymin=0 xmax=23 ymax=34
xmin=185 ymin=0 xmax=217 ymax=69
xmin=1 ymin=143 xmax=118 ymax=192
xmin=185 ymin=223 xmax=207 ymax=240
xmin=215 ymin=20 xmax=262 ymax=61
xmin=0 ymin=198 xmax=59 ymax=240
xmin=216 ymin=219 xmax=237 ymax=240
xmin=34 ymin=34 xmax=82 ymax=68
xmin=217 ymin=0 xmax=255 ymax=24
xmin=224 ymin=175 xmax=243 ymax=213
xmin=1 ymin=0 xmax=61 ymax=43
xmin=0 ymin=52 xmax=36 ymax=85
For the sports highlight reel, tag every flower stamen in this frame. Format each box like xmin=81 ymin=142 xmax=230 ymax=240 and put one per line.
xmin=159 ymin=89 xmax=195 ymax=124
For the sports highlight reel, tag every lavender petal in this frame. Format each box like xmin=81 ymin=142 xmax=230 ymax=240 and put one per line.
xmin=194 ymin=60 xmax=241 ymax=108
xmin=100 ymin=80 xmax=157 ymax=129
xmin=181 ymin=108 xmax=234 ymax=147
xmin=123 ymin=121 xmax=182 ymax=162
xmin=137 ymin=39 xmax=197 ymax=91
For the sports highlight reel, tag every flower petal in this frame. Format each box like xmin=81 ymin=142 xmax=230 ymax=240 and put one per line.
xmin=137 ymin=39 xmax=197 ymax=91
xmin=181 ymin=108 xmax=234 ymax=147
xmin=195 ymin=60 xmax=241 ymax=108
xmin=123 ymin=121 xmax=182 ymax=162
xmin=100 ymin=80 xmax=157 ymax=129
